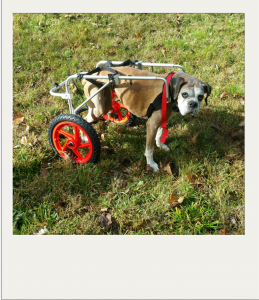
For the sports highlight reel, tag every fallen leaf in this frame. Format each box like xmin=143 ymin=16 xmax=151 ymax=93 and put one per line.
xmin=186 ymin=174 xmax=203 ymax=186
xmin=82 ymin=30 xmax=86 ymax=35
xmin=161 ymin=48 xmax=167 ymax=57
xmin=239 ymin=121 xmax=245 ymax=126
xmin=32 ymin=226 xmax=49 ymax=235
xmin=231 ymin=129 xmax=243 ymax=141
xmin=145 ymin=165 xmax=154 ymax=171
xmin=41 ymin=168 xmax=48 ymax=177
xmin=21 ymin=136 xmax=28 ymax=145
xmin=219 ymin=226 xmax=228 ymax=235
xmin=55 ymin=201 xmax=66 ymax=208
xmin=101 ymin=208 xmax=108 ymax=212
xmin=42 ymin=158 xmax=48 ymax=168
xmin=13 ymin=116 xmax=24 ymax=125
xmin=169 ymin=194 xmax=186 ymax=207
xmin=13 ymin=145 xmax=20 ymax=149
xmin=191 ymin=130 xmax=199 ymax=145
xmin=227 ymin=216 xmax=237 ymax=227
xmin=64 ymin=14 xmax=72 ymax=18
xmin=163 ymin=162 xmax=173 ymax=175
xmin=220 ymin=92 xmax=229 ymax=99
xmin=169 ymin=194 xmax=178 ymax=203
xmin=14 ymin=40 xmax=18 ymax=44
xmin=134 ymin=32 xmax=142 ymax=38
xmin=92 ymin=44 xmax=101 ymax=49
xmin=210 ymin=124 xmax=222 ymax=133
xmin=135 ymin=218 xmax=155 ymax=230
xmin=177 ymin=195 xmax=186 ymax=204
xmin=37 ymin=222 xmax=47 ymax=228
xmin=99 ymin=212 xmax=112 ymax=231
xmin=107 ymin=49 xmax=116 ymax=55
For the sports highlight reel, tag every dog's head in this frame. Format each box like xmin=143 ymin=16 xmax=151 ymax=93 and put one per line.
xmin=170 ymin=72 xmax=212 ymax=116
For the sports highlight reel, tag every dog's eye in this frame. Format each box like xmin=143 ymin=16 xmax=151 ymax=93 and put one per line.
xmin=198 ymin=95 xmax=204 ymax=101
xmin=182 ymin=92 xmax=188 ymax=98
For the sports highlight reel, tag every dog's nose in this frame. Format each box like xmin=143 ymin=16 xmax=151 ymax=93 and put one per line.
xmin=189 ymin=101 xmax=198 ymax=109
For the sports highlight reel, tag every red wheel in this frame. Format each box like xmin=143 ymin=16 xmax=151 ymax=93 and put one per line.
xmin=103 ymin=91 xmax=135 ymax=125
xmin=48 ymin=114 xmax=100 ymax=164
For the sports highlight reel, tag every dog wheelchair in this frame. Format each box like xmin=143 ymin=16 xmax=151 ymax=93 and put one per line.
xmin=49 ymin=60 xmax=185 ymax=164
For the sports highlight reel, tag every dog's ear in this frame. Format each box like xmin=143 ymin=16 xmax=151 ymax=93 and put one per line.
xmin=170 ymin=77 xmax=185 ymax=100
xmin=202 ymin=82 xmax=212 ymax=105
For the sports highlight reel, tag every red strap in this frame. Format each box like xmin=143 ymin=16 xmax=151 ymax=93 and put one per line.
xmin=160 ymin=72 xmax=175 ymax=143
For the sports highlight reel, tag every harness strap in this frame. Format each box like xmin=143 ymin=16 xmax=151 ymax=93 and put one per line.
xmin=147 ymin=93 xmax=162 ymax=118
xmin=160 ymin=72 xmax=175 ymax=143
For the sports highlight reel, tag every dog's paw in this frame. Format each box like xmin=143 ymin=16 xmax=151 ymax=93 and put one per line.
xmin=148 ymin=162 xmax=159 ymax=172
xmin=156 ymin=142 xmax=170 ymax=152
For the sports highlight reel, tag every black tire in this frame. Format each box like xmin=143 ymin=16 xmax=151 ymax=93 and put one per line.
xmin=48 ymin=114 xmax=101 ymax=164
xmin=124 ymin=113 xmax=136 ymax=126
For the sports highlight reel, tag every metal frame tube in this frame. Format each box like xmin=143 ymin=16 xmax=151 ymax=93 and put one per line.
xmin=50 ymin=73 xmax=173 ymax=115
xmin=73 ymin=81 xmax=111 ymax=114
xmin=96 ymin=60 xmax=185 ymax=72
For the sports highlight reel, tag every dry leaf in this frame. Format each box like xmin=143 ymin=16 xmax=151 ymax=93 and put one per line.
xmin=161 ymin=48 xmax=167 ymax=57
xmin=107 ymin=49 xmax=116 ymax=55
xmin=41 ymin=168 xmax=48 ymax=177
xmin=163 ymin=162 xmax=173 ymax=175
xmin=227 ymin=216 xmax=237 ymax=227
xmin=13 ymin=145 xmax=20 ymax=149
xmin=134 ymin=32 xmax=142 ymax=38
xmin=220 ymin=92 xmax=229 ymax=99
xmin=145 ymin=165 xmax=154 ymax=171
xmin=186 ymin=174 xmax=203 ymax=186
xmin=136 ymin=218 xmax=155 ymax=230
xmin=99 ymin=213 xmax=112 ymax=231
xmin=32 ymin=226 xmax=49 ymax=235
xmin=169 ymin=194 xmax=186 ymax=207
xmin=101 ymin=208 xmax=108 ymax=212
xmin=219 ymin=226 xmax=228 ymax=235
xmin=210 ymin=124 xmax=221 ymax=133
xmin=82 ymin=30 xmax=86 ymax=35
xmin=92 ymin=44 xmax=101 ymax=49
xmin=64 ymin=14 xmax=72 ymax=18
xmin=191 ymin=130 xmax=199 ymax=145
xmin=239 ymin=121 xmax=245 ymax=126
xmin=55 ymin=201 xmax=66 ymax=208
xmin=177 ymin=195 xmax=186 ymax=204
xmin=21 ymin=136 xmax=28 ymax=145
xmin=231 ymin=129 xmax=243 ymax=141
xmin=13 ymin=116 xmax=24 ymax=125
xmin=169 ymin=194 xmax=178 ymax=203
xmin=14 ymin=40 xmax=18 ymax=44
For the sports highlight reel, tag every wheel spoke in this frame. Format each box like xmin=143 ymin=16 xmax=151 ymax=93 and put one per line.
xmin=78 ymin=142 xmax=91 ymax=148
xmin=61 ymin=140 xmax=70 ymax=151
xmin=59 ymin=129 xmax=74 ymax=140
xmin=73 ymin=125 xmax=80 ymax=143
xmin=114 ymin=107 xmax=123 ymax=120
xmin=72 ymin=149 xmax=83 ymax=160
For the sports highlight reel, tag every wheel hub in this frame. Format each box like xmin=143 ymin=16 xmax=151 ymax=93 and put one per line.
xmin=67 ymin=139 xmax=77 ymax=150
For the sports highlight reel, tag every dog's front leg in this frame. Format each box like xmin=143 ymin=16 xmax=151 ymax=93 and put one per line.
xmin=155 ymin=126 xmax=170 ymax=152
xmin=145 ymin=118 xmax=160 ymax=172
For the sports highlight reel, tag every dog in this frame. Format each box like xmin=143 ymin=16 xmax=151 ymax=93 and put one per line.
xmin=82 ymin=67 xmax=211 ymax=171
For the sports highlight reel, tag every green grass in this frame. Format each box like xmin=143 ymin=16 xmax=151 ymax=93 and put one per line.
xmin=13 ymin=13 xmax=244 ymax=235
